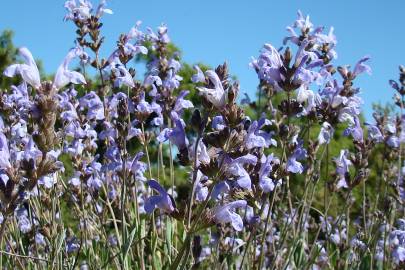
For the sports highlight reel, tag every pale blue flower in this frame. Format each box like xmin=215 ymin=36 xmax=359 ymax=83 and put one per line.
xmin=335 ymin=150 xmax=352 ymax=189
xmin=212 ymin=116 xmax=226 ymax=131
xmin=0 ymin=133 xmax=10 ymax=169
xmin=173 ymin=90 xmax=194 ymax=115
xmin=4 ymin=47 xmax=41 ymax=89
xmin=366 ymin=124 xmax=383 ymax=143
xmin=344 ymin=116 xmax=363 ymax=142
xmin=23 ymin=138 xmax=42 ymax=164
xmin=245 ymin=118 xmax=276 ymax=150
xmin=35 ymin=232 xmax=46 ymax=246
xmin=195 ymin=170 xmax=208 ymax=202
xmin=211 ymin=181 xmax=230 ymax=200
xmin=131 ymin=152 xmax=147 ymax=182
xmin=287 ymin=142 xmax=307 ymax=174
xmin=192 ymin=65 xmax=205 ymax=83
xmin=64 ymin=0 xmax=92 ymax=21
xmin=157 ymin=113 xmax=188 ymax=150
xmin=144 ymin=180 xmax=174 ymax=214
xmin=212 ymin=200 xmax=247 ymax=231
xmin=109 ymin=58 xmax=134 ymax=88
xmin=79 ymin=91 xmax=105 ymax=120
xmin=53 ymin=47 xmax=86 ymax=90
xmin=259 ymin=154 xmax=279 ymax=193
xmin=225 ymin=154 xmax=257 ymax=189
xmin=353 ymin=56 xmax=371 ymax=77
xmin=387 ymin=136 xmax=400 ymax=148
xmin=196 ymin=70 xmax=226 ymax=109
xmin=318 ymin=122 xmax=334 ymax=145
xmin=16 ymin=207 xmax=32 ymax=233
xmin=95 ymin=0 xmax=113 ymax=18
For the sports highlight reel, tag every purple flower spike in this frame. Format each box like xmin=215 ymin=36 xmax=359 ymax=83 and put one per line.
xmin=4 ymin=47 xmax=41 ymax=89
xmin=144 ymin=180 xmax=175 ymax=214
xmin=212 ymin=200 xmax=247 ymax=231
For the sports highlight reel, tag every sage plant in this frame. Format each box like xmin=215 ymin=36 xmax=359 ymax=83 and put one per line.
xmin=0 ymin=2 xmax=403 ymax=269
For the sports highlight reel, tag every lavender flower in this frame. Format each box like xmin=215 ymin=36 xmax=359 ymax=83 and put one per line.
xmin=64 ymin=0 xmax=92 ymax=21
xmin=211 ymin=181 xmax=230 ymax=200
xmin=144 ymin=180 xmax=175 ymax=214
xmin=245 ymin=118 xmax=276 ymax=150
xmin=0 ymin=133 xmax=11 ymax=169
xmin=196 ymin=70 xmax=226 ymax=109
xmin=64 ymin=0 xmax=112 ymax=21
xmin=16 ymin=207 xmax=32 ymax=233
xmin=191 ymin=65 xmax=205 ymax=83
xmin=95 ymin=0 xmax=113 ymax=18
xmin=173 ymin=90 xmax=194 ymax=115
xmin=109 ymin=58 xmax=135 ymax=88
xmin=344 ymin=116 xmax=363 ymax=142
xmin=157 ymin=113 xmax=188 ymax=150
xmin=147 ymin=24 xmax=170 ymax=44
xmin=53 ymin=47 xmax=86 ymax=90
xmin=212 ymin=200 xmax=247 ymax=231
xmin=131 ymin=152 xmax=147 ymax=182
xmin=225 ymin=154 xmax=257 ymax=189
xmin=4 ymin=47 xmax=41 ymax=89
xmin=287 ymin=141 xmax=307 ymax=174
xmin=335 ymin=150 xmax=352 ymax=189
xmin=195 ymin=170 xmax=208 ymax=202
xmin=366 ymin=124 xmax=383 ymax=143
xmin=259 ymin=154 xmax=280 ymax=193
xmin=250 ymin=44 xmax=283 ymax=90
xmin=79 ymin=91 xmax=105 ymax=120
xmin=318 ymin=122 xmax=334 ymax=145
xmin=353 ymin=56 xmax=372 ymax=77
xmin=212 ymin=116 xmax=226 ymax=131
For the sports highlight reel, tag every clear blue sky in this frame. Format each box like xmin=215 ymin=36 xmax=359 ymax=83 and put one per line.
xmin=1 ymin=0 xmax=405 ymax=119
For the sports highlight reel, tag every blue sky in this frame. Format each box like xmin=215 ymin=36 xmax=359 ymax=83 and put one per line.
xmin=2 ymin=0 xmax=405 ymax=119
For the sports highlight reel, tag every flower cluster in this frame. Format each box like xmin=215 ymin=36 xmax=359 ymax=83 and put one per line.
xmin=0 ymin=2 xmax=403 ymax=269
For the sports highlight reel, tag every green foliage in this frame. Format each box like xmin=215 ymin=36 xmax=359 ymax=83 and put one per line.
xmin=0 ymin=30 xmax=18 ymax=89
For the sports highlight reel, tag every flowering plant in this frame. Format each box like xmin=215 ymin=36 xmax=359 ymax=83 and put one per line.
xmin=0 ymin=2 xmax=404 ymax=269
